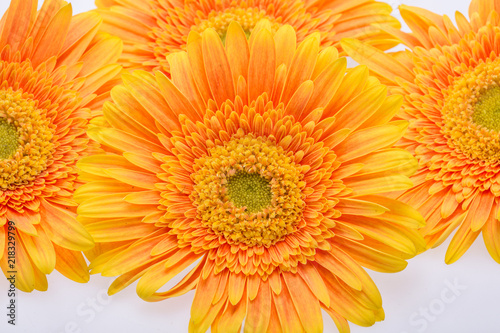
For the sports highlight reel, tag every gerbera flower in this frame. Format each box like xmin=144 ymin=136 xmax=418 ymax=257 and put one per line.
xmin=342 ymin=0 xmax=500 ymax=264
xmin=0 ymin=0 xmax=122 ymax=291
xmin=95 ymin=0 xmax=401 ymax=74
xmin=77 ymin=21 xmax=425 ymax=332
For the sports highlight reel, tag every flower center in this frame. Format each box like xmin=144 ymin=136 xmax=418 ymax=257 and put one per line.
xmin=191 ymin=134 xmax=305 ymax=247
xmin=0 ymin=88 xmax=55 ymax=190
xmin=193 ymin=7 xmax=280 ymax=44
xmin=472 ymin=86 xmax=500 ymax=131
xmin=227 ymin=171 xmax=272 ymax=213
xmin=442 ymin=59 xmax=500 ymax=163
xmin=0 ymin=118 xmax=19 ymax=159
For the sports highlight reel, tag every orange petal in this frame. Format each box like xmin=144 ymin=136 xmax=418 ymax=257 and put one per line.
xmin=280 ymin=33 xmax=319 ymax=105
xmin=122 ymin=71 xmax=180 ymax=133
xmin=324 ymin=65 xmax=369 ymax=117
xmin=333 ymin=237 xmax=408 ymax=273
xmin=334 ymin=84 xmax=388 ymax=132
xmin=85 ymin=217 xmax=159 ymax=242
xmin=315 ymin=250 xmax=363 ymax=291
xmin=0 ymin=0 xmax=36 ymax=51
xmin=57 ymin=12 xmax=102 ymax=67
xmin=20 ymin=226 xmax=56 ymax=274
xmin=1 ymin=231 xmax=35 ymax=292
xmin=470 ymin=191 xmax=495 ymax=232
xmin=283 ymin=272 xmax=323 ymax=333
xmin=341 ymin=38 xmax=414 ymax=83
xmin=100 ymin=231 xmax=167 ymax=276
xmin=146 ymin=257 xmax=206 ymax=301
xmin=335 ymin=121 xmax=408 ymax=162
xmin=39 ymin=199 xmax=94 ymax=251
xmin=105 ymin=168 xmax=158 ymax=190
xmin=190 ymin=268 xmax=226 ymax=332
xmin=80 ymin=63 xmax=122 ymax=97
xmin=6 ymin=209 xmax=38 ymax=236
xmin=87 ymin=126 xmax=164 ymax=155
xmin=336 ymin=198 xmax=389 ymax=216
xmin=244 ymin=280 xmax=271 ymax=333
xmin=272 ymin=278 xmax=303 ymax=333
xmin=285 ymin=80 xmax=314 ymax=121
xmin=225 ymin=21 xmax=249 ymax=85
xmin=167 ymin=51 xmax=207 ymax=117
xmin=54 ymin=244 xmax=89 ymax=283
xmin=156 ymin=70 xmax=202 ymax=121
xmin=274 ymin=25 xmax=296 ymax=69
xmin=248 ymin=28 xmax=275 ymax=102
xmin=212 ymin=293 xmax=247 ymax=333
xmin=228 ymin=272 xmax=246 ymax=306
xmin=31 ymin=3 xmax=72 ymax=67
xmin=110 ymin=85 xmax=160 ymax=138
xmin=304 ymin=57 xmax=346 ymax=115
xmin=137 ymin=248 xmax=199 ymax=301
xmin=483 ymin=202 xmax=500 ymax=263
xmin=78 ymin=34 xmax=123 ymax=76
xmin=201 ymin=29 xmax=235 ymax=106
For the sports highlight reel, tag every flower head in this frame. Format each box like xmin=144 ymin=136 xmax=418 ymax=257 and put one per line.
xmin=0 ymin=0 xmax=122 ymax=291
xmin=95 ymin=0 xmax=401 ymax=74
xmin=343 ymin=0 xmax=500 ymax=264
xmin=77 ymin=21 xmax=425 ymax=332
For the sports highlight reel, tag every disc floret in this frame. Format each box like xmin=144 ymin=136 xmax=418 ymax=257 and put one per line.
xmin=0 ymin=118 xmax=18 ymax=159
xmin=191 ymin=134 xmax=305 ymax=247
xmin=442 ymin=59 xmax=500 ymax=162
xmin=227 ymin=171 xmax=272 ymax=213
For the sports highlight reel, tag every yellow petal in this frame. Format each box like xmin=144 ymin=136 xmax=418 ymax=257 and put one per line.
xmin=40 ymin=199 xmax=94 ymax=251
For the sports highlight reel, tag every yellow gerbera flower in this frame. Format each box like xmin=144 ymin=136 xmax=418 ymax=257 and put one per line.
xmin=343 ymin=0 xmax=500 ymax=264
xmin=95 ymin=0 xmax=401 ymax=74
xmin=0 ymin=0 xmax=122 ymax=292
xmin=77 ymin=21 xmax=425 ymax=332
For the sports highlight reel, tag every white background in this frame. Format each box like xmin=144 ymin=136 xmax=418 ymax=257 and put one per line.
xmin=1 ymin=0 xmax=499 ymax=332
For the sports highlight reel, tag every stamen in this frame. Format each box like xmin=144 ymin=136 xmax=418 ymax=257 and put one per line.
xmin=473 ymin=86 xmax=500 ymax=131
xmin=0 ymin=118 xmax=19 ymax=159
xmin=227 ymin=171 xmax=272 ymax=213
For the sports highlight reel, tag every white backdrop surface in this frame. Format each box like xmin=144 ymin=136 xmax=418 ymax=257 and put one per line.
xmin=0 ymin=0 xmax=498 ymax=333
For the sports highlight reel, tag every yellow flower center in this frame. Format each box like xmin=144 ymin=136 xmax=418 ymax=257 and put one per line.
xmin=0 ymin=89 xmax=55 ymax=190
xmin=442 ymin=58 xmax=500 ymax=162
xmin=0 ymin=118 xmax=19 ymax=159
xmin=472 ymin=86 xmax=500 ymax=131
xmin=227 ymin=171 xmax=272 ymax=213
xmin=193 ymin=7 xmax=281 ymax=43
xmin=191 ymin=134 xmax=305 ymax=247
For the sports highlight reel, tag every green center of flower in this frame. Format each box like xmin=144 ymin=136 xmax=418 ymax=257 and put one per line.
xmin=227 ymin=171 xmax=272 ymax=213
xmin=0 ymin=118 xmax=19 ymax=159
xmin=472 ymin=86 xmax=500 ymax=131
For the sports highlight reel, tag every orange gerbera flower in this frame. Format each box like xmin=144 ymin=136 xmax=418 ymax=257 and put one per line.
xmin=77 ymin=21 xmax=425 ymax=332
xmin=95 ymin=0 xmax=401 ymax=74
xmin=343 ymin=0 xmax=500 ymax=264
xmin=0 ymin=0 xmax=122 ymax=291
